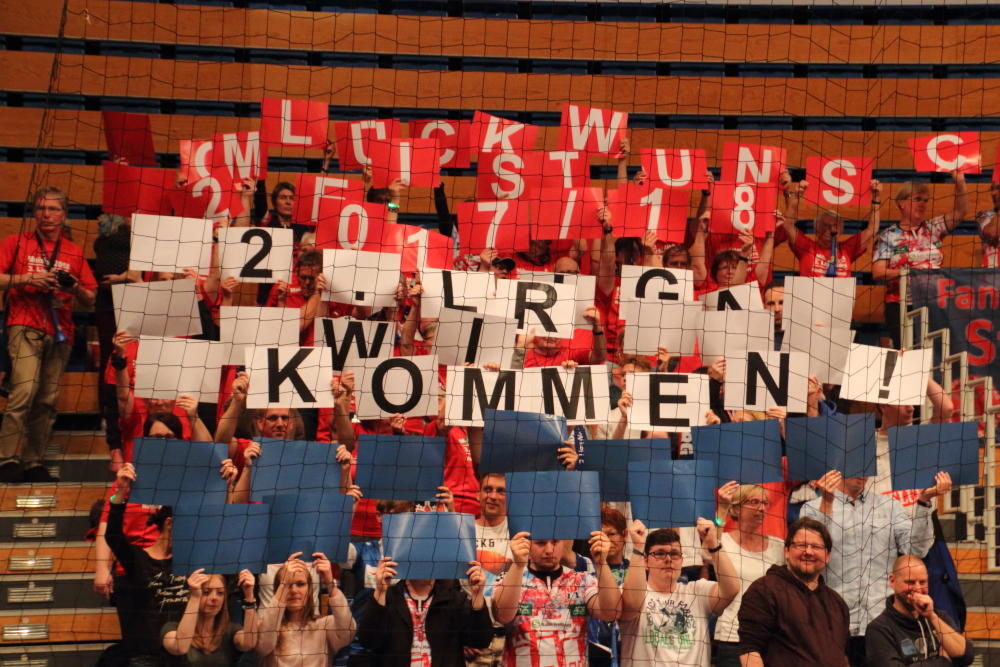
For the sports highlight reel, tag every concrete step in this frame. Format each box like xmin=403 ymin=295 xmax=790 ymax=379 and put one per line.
xmin=0 ymin=574 xmax=104 ymax=612
xmin=46 ymin=432 xmax=109 ymax=458
xmin=0 ymin=512 xmax=93 ymax=544
xmin=0 ymin=607 xmax=118 ymax=644
xmin=0 ymin=542 xmax=96 ymax=576
xmin=0 ymin=642 xmax=112 ymax=667
xmin=0 ymin=486 xmax=109 ymax=514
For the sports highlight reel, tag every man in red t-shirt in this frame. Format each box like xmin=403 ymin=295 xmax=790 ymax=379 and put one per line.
xmin=0 ymin=188 xmax=97 ymax=483
xmin=519 ymin=305 xmax=606 ymax=369
xmin=424 ymin=393 xmax=483 ymax=515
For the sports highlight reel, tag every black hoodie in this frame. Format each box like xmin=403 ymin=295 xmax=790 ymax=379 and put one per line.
xmin=865 ymin=595 xmax=974 ymax=667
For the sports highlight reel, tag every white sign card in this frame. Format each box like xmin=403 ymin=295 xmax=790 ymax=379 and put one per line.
xmin=218 ymin=306 xmax=302 ymax=366
xmin=129 ymin=214 xmax=213 ymax=273
xmin=724 ymin=350 xmax=810 ymax=412
xmin=701 ymin=283 xmax=765 ymax=312
xmin=786 ymin=324 xmax=855 ymax=385
xmin=445 ymin=366 xmax=523 ymax=427
xmin=626 ymin=372 xmax=712 ymax=433
xmin=620 ymin=266 xmax=695 ymax=306
xmin=219 ymin=227 xmax=294 ymax=284
xmin=133 ymin=337 xmax=228 ymax=403
xmin=520 ymin=271 xmax=598 ymax=330
xmin=519 ymin=365 xmax=611 ymax=426
xmin=485 ymin=278 xmax=577 ymax=339
xmin=322 ymin=248 xmax=402 ymax=308
xmin=354 ymin=355 xmax=439 ymax=420
xmin=700 ymin=309 xmax=773 ymax=363
xmin=621 ymin=301 xmax=704 ymax=356
xmin=246 ymin=346 xmax=336 ymax=409
xmin=840 ymin=345 xmax=933 ymax=405
xmin=784 ymin=276 xmax=856 ymax=330
xmin=315 ymin=317 xmax=395 ymax=372
xmin=113 ymin=279 xmax=203 ymax=338
xmin=435 ymin=309 xmax=519 ymax=368
xmin=420 ymin=269 xmax=493 ymax=319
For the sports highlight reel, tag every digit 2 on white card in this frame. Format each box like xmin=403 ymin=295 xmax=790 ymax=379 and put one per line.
xmin=220 ymin=227 xmax=294 ymax=284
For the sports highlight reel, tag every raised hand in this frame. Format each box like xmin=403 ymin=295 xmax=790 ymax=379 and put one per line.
xmin=696 ymin=517 xmax=719 ymax=551
xmin=816 ymin=470 xmax=842 ymax=503
xmin=558 ymin=442 xmax=579 ymax=470
xmin=467 ymin=561 xmax=486 ymax=598
xmin=589 ymin=530 xmax=612 ymax=565
xmin=510 ymin=532 xmax=530 ymax=565
xmin=374 ymin=556 xmax=397 ymax=597
xmin=187 ymin=569 xmax=209 ymax=596
xmin=628 ymin=519 xmax=647 ymax=552
xmin=176 ymin=394 xmax=199 ymax=419
xmin=238 ymin=569 xmax=256 ymax=601
xmin=919 ymin=471 xmax=952 ymax=503
xmin=312 ymin=553 xmax=335 ymax=585
xmin=717 ymin=480 xmax=739 ymax=507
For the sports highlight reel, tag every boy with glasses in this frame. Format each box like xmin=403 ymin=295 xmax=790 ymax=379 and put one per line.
xmin=737 ymin=517 xmax=850 ymax=667
xmin=619 ymin=518 xmax=740 ymax=667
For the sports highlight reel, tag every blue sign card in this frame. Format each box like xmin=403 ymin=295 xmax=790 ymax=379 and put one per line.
xmin=627 ymin=459 xmax=718 ymax=527
xmin=691 ymin=420 xmax=785 ymax=484
xmin=250 ymin=439 xmax=343 ymax=499
xmin=262 ymin=490 xmax=355 ymax=564
xmin=505 ymin=470 xmax=602 ymax=539
xmin=480 ymin=409 xmax=569 ymax=474
xmin=582 ymin=439 xmax=669 ymax=502
xmin=353 ymin=434 xmax=446 ymax=502
xmin=785 ymin=413 xmax=877 ymax=482
xmin=382 ymin=511 xmax=477 ymax=580
xmin=130 ymin=438 xmax=231 ymax=506
xmin=889 ymin=421 xmax=980 ymax=490
xmin=172 ymin=503 xmax=270 ymax=575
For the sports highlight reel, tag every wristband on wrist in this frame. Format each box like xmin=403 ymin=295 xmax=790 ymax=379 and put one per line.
xmin=632 ymin=549 xmax=646 ymax=559
xmin=737 ymin=256 xmax=750 ymax=263
xmin=707 ymin=544 xmax=723 ymax=554
xmin=701 ymin=189 xmax=711 ymax=196
xmin=917 ymin=499 xmax=932 ymax=508
xmin=111 ymin=355 xmax=128 ymax=371
xmin=242 ymin=599 xmax=257 ymax=610
xmin=592 ymin=329 xmax=605 ymax=336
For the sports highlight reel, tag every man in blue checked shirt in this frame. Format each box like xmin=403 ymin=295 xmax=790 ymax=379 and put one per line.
xmin=801 ymin=468 xmax=952 ymax=667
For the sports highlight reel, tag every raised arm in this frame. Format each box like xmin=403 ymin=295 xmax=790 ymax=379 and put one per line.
xmin=215 ymin=372 xmax=248 ymax=455
xmin=596 ymin=206 xmax=617 ymax=298
xmin=943 ymin=170 xmax=969 ymax=233
xmin=332 ymin=371 xmax=357 ymax=452
xmin=111 ymin=330 xmax=135 ymax=419
xmin=163 ymin=570 xmax=211 ymax=655
xmin=856 ymin=179 xmax=883 ymax=251
xmin=177 ymin=394 xmax=212 ymax=442
xmin=620 ymin=520 xmax=648 ymax=622
xmin=587 ymin=530 xmax=623 ymax=622
xmin=689 ymin=212 xmax=710 ymax=284
xmin=492 ymin=532 xmax=530 ymax=624
xmin=616 ymin=137 xmax=631 ymax=185
xmin=698 ymin=517 xmax=739 ymax=615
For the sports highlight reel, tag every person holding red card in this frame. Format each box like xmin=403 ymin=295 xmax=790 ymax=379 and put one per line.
xmin=872 ymin=171 xmax=968 ymax=349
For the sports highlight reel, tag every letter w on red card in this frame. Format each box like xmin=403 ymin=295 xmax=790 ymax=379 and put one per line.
xmin=457 ymin=200 xmax=531 ymax=255
xmin=368 ymin=138 xmax=441 ymax=188
xmin=409 ymin=120 xmax=472 ymax=169
xmin=315 ymin=201 xmax=390 ymax=253
xmin=804 ymin=157 xmax=873 ymax=207
xmin=532 ymin=188 xmax=604 ymax=241
xmin=606 ymin=183 xmax=690 ymax=244
xmin=909 ymin=133 xmax=981 ymax=173
xmin=709 ymin=181 xmax=777 ymax=238
xmin=259 ymin=98 xmax=329 ymax=149
xmin=102 ymin=111 xmax=157 ymax=166
xmin=640 ymin=149 xmax=710 ymax=190
xmin=333 ymin=119 xmax=402 ymax=171
xmin=212 ymin=131 xmax=268 ymax=182
xmin=473 ymin=111 xmax=539 ymax=153
xmin=557 ymin=104 xmax=628 ymax=157
xmin=293 ymin=174 xmax=365 ymax=227
xmin=720 ymin=143 xmax=787 ymax=185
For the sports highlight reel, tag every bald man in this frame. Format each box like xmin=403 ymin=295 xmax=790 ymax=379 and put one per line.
xmin=865 ymin=555 xmax=973 ymax=667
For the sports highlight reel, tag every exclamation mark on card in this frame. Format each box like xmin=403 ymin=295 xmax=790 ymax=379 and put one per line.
xmin=879 ymin=350 xmax=898 ymax=400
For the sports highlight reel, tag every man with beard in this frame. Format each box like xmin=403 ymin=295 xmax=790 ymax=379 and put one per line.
xmin=865 ymin=555 xmax=973 ymax=667
xmin=737 ymin=517 xmax=850 ymax=667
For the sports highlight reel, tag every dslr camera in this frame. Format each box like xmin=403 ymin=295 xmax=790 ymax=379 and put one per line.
xmin=53 ymin=270 xmax=76 ymax=289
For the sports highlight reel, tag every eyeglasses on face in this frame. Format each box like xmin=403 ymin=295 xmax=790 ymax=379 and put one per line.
xmin=647 ymin=549 xmax=683 ymax=561
xmin=741 ymin=499 xmax=771 ymax=509
xmin=789 ymin=542 xmax=827 ymax=553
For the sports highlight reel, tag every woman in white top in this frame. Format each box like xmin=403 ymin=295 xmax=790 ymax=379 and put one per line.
xmin=713 ymin=482 xmax=786 ymax=667
xmin=252 ymin=552 xmax=356 ymax=667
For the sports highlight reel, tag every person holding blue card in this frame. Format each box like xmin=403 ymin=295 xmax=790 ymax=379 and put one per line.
xmin=253 ymin=551 xmax=355 ymax=667
xmin=357 ymin=556 xmax=493 ymax=667
xmin=618 ymin=519 xmax=740 ymax=667
xmin=492 ymin=530 xmax=621 ymax=667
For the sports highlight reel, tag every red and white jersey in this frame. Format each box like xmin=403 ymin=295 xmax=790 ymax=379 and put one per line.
xmin=978 ymin=209 xmax=999 ymax=268
xmin=499 ymin=567 xmax=598 ymax=667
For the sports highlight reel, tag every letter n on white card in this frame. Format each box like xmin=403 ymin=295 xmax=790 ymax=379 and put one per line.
xmin=323 ymin=248 xmax=402 ymax=308
xmin=355 ymin=355 xmax=438 ymax=419
xmin=246 ymin=346 xmax=334 ymax=409
xmin=627 ymin=372 xmax=711 ymax=433
xmin=724 ymin=350 xmax=810 ymax=412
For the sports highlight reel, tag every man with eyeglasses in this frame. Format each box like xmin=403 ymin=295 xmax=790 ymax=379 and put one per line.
xmin=737 ymin=517 xmax=850 ymax=667
xmin=618 ymin=518 xmax=740 ymax=667
xmin=801 ymin=470 xmax=951 ymax=667
xmin=465 ymin=473 xmax=512 ymax=667
xmin=0 ymin=187 xmax=97 ymax=483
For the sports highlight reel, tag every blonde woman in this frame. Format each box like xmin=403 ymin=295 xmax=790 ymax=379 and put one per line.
xmin=713 ymin=482 xmax=786 ymax=667
xmin=252 ymin=552 xmax=355 ymax=667
xmin=162 ymin=568 xmax=257 ymax=663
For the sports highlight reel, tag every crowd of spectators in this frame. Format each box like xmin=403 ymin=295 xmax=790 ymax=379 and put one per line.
xmin=0 ymin=129 xmax=987 ymax=667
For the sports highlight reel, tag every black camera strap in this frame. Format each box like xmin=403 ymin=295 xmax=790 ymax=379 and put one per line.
xmin=34 ymin=230 xmax=62 ymax=273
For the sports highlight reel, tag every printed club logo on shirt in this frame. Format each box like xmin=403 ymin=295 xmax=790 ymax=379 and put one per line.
xmin=644 ymin=598 xmax=695 ymax=649
xmin=569 ymin=604 xmax=587 ymax=617
xmin=518 ymin=603 xmax=534 ymax=616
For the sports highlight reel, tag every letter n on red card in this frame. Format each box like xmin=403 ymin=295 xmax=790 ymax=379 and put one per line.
xmin=606 ymin=183 xmax=690 ymax=244
xmin=368 ymin=138 xmax=441 ymax=189
xmin=710 ymin=181 xmax=777 ymax=238
xmin=720 ymin=143 xmax=787 ymax=185
xmin=293 ymin=174 xmax=365 ymax=227
xmin=408 ymin=120 xmax=472 ymax=169
xmin=315 ymin=202 xmax=389 ymax=253
xmin=456 ymin=200 xmax=531 ymax=255
xmin=102 ymin=111 xmax=157 ymax=167
xmin=259 ymin=98 xmax=329 ymax=149
xmin=531 ymin=188 xmax=604 ymax=241
xmin=804 ymin=157 xmax=873 ymax=207
xmin=639 ymin=149 xmax=710 ymax=190
xmin=333 ymin=119 xmax=403 ymax=171
xmin=909 ymin=133 xmax=981 ymax=174
xmin=556 ymin=104 xmax=628 ymax=158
